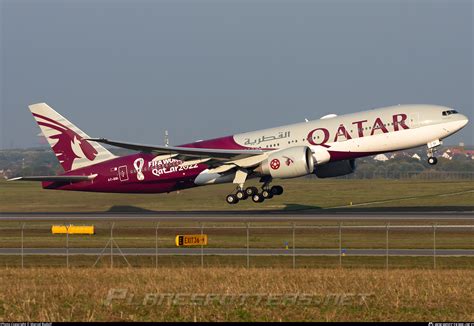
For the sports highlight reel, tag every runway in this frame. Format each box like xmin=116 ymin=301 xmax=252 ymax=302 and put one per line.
xmin=0 ymin=210 xmax=473 ymax=222
xmin=1 ymin=247 xmax=473 ymax=256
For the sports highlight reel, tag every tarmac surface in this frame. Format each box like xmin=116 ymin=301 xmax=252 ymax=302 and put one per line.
xmin=0 ymin=210 xmax=473 ymax=222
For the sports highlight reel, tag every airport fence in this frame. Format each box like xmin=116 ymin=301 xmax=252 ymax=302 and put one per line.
xmin=0 ymin=221 xmax=473 ymax=269
xmin=333 ymin=170 xmax=474 ymax=180
xmin=385 ymin=171 xmax=474 ymax=180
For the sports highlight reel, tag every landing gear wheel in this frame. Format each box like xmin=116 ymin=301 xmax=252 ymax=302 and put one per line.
xmin=245 ymin=186 xmax=258 ymax=196
xmin=262 ymin=189 xmax=273 ymax=199
xmin=427 ymin=157 xmax=438 ymax=165
xmin=270 ymin=185 xmax=284 ymax=195
xmin=236 ymin=190 xmax=247 ymax=200
xmin=252 ymin=193 xmax=265 ymax=203
xmin=226 ymin=194 xmax=239 ymax=205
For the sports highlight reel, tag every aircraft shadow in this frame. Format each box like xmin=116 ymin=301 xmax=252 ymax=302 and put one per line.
xmin=282 ymin=204 xmax=322 ymax=211
xmin=107 ymin=205 xmax=159 ymax=213
xmin=106 ymin=204 xmax=473 ymax=214
xmin=1 ymin=205 xmax=472 ymax=215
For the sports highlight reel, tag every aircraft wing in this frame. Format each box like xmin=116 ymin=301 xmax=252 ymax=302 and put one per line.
xmin=8 ymin=175 xmax=97 ymax=182
xmin=87 ymin=138 xmax=265 ymax=161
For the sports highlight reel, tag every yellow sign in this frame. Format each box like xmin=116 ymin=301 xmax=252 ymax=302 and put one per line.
xmin=175 ymin=234 xmax=208 ymax=246
xmin=51 ymin=225 xmax=95 ymax=235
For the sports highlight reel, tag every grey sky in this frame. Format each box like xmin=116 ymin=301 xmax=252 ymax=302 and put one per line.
xmin=1 ymin=0 xmax=472 ymax=149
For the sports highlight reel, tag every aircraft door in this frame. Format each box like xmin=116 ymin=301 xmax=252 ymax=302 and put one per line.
xmin=118 ymin=165 xmax=129 ymax=182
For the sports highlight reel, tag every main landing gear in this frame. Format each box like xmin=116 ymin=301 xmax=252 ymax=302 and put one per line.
xmin=225 ymin=171 xmax=283 ymax=204
xmin=427 ymin=139 xmax=441 ymax=165
xmin=226 ymin=184 xmax=284 ymax=205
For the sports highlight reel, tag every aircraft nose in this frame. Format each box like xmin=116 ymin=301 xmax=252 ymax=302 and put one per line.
xmin=459 ymin=114 xmax=469 ymax=128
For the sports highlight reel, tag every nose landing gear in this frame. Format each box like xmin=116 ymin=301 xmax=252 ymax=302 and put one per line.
xmin=427 ymin=156 xmax=438 ymax=165
xmin=427 ymin=139 xmax=441 ymax=165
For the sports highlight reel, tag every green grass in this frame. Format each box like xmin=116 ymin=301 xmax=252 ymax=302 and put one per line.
xmin=0 ymin=267 xmax=472 ymax=321
xmin=0 ymin=178 xmax=473 ymax=212
xmin=0 ymin=255 xmax=473 ymax=269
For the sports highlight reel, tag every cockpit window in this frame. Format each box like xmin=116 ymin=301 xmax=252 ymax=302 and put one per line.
xmin=442 ymin=110 xmax=459 ymax=116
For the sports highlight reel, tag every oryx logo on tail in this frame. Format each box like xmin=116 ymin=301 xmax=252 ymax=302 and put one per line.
xmin=33 ymin=113 xmax=98 ymax=171
xmin=283 ymin=156 xmax=294 ymax=166
xmin=29 ymin=103 xmax=116 ymax=171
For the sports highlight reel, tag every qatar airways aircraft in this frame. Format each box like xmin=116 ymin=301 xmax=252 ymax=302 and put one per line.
xmin=9 ymin=103 xmax=468 ymax=204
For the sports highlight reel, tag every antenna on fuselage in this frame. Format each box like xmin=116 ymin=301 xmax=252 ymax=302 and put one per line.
xmin=164 ymin=130 xmax=169 ymax=147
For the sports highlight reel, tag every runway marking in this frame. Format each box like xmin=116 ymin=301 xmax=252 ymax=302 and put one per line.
xmin=438 ymin=189 xmax=474 ymax=197
xmin=330 ymin=189 xmax=474 ymax=209
xmin=0 ymin=213 xmax=473 ymax=221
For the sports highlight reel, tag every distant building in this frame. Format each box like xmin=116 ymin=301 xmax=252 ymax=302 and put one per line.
xmin=411 ymin=153 xmax=421 ymax=161
xmin=0 ymin=169 xmax=12 ymax=179
xmin=442 ymin=151 xmax=452 ymax=160
xmin=441 ymin=147 xmax=474 ymax=160
xmin=373 ymin=154 xmax=389 ymax=162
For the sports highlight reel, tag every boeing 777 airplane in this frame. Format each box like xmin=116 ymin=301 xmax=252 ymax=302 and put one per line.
xmin=9 ymin=103 xmax=469 ymax=204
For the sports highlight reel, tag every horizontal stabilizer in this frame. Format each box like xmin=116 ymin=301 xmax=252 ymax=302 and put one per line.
xmin=8 ymin=174 xmax=97 ymax=182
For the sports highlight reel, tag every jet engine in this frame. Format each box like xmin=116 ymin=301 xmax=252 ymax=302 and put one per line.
xmin=314 ymin=159 xmax=356 ymax=178
xmin=311 ymin=146 xmax=331 ymax=165
xmin=256 ymin=146 xmax=314 ymax=178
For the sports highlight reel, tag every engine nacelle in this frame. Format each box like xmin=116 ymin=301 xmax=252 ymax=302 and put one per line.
xmin=258 ymin=146 xmax=314 ymax=179
xmin=314 ymin=159 xmax=356 ymax=178
xmin=311 ymin=146 xmax=331 ymax=165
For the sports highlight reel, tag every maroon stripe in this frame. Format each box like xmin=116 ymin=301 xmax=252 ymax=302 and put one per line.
xmin=33 ymin=113 xmax=69 ymax=130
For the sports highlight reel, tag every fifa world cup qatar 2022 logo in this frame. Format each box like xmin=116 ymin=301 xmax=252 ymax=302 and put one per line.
xmin=133 ymin=158 xmax=145 ymax=181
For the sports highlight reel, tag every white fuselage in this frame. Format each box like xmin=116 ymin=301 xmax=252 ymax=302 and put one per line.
xmin=193 ymin=104 xmax=469 ymax=186
xmin=232 ymin=104 xmax=468 ymax=162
